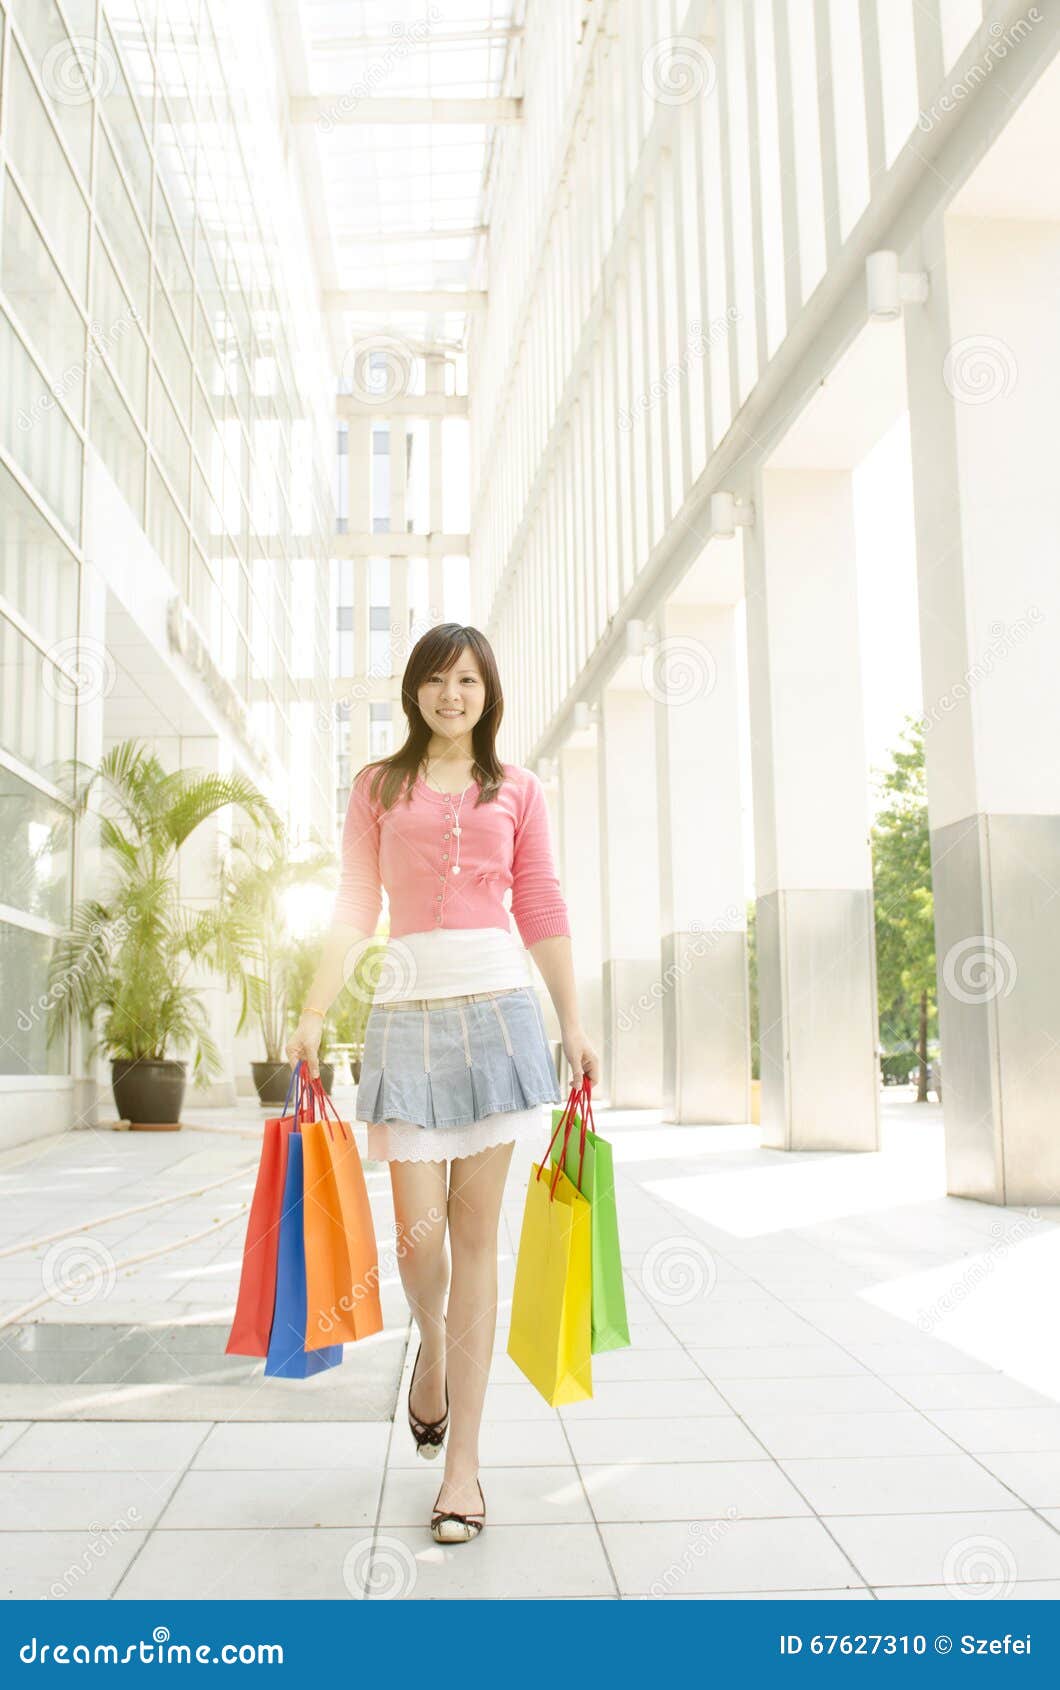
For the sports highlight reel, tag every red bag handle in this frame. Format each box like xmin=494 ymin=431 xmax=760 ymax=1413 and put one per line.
xmin=308 ymin=1074 xmax=349 ymax=1142
xmin=538 ymin=1075 xmax=591 ymax=1200
xmin=283 ymin=1060 xmax=316 ymax=1128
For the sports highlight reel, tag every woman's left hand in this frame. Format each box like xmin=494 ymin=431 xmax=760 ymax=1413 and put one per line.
xmin=562 ymin=1026 xmax=600 ymax=1089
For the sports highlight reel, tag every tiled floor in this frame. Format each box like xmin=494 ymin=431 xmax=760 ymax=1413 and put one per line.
xmin=0 ymin=1091 xmax=1057 ymax=1600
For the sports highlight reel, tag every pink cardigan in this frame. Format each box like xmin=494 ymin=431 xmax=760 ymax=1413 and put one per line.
xmin=333 ymin=762 xmax=571 ymax=947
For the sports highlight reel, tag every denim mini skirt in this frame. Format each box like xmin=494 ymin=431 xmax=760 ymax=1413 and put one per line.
xmin=355 ymin=986 xmax=561 ymax=1130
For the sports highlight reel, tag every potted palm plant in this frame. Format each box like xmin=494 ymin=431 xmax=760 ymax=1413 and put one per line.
xmin=220 ymin=833 xmax=336 ymax=1105
xmin=48 ymin=741 xmax=278 ymax=1128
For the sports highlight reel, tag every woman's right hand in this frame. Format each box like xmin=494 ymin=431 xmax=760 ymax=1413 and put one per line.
xmin=285 ymin=1013 xmax=324 ymax=1080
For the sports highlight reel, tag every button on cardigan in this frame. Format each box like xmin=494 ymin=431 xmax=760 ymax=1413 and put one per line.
xmin=332 ymin=762 xmax=572 ymax=947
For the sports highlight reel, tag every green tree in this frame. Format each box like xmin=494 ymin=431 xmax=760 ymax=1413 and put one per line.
xmin=870 ymin=716 xmax=937 ymax=1101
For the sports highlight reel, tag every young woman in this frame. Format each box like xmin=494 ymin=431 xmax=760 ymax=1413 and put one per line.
xmin=287 ymin=623 xmax=599 ymax=1544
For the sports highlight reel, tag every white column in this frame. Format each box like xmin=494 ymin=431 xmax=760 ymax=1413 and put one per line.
xmin=178 ymin=734 xmax=238 ymax=1107
xmin=597 ymin=683 xmax=662 ymax=1107
xmin=744 ymin=468 xmax=880 ymax=1151
xmin=557 ymin=740 xmax=604 ymax=1085
xmin=904 ymin=213 xmax=1060 ymax=1205
xmin=654 ymin=593 xmax=750 ymax=1123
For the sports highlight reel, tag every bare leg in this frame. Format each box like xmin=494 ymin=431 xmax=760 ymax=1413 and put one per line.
xmin=389 ymin=1158 xmax=450 ymax=1422
xmin=434 ymin=1140 xmax=514 ymax=1515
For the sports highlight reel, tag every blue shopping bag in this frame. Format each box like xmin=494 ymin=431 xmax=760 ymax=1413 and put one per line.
xmin=264 ymin=1128 xmax=343 ymax=1379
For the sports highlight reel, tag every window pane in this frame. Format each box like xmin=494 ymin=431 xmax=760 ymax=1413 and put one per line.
xmin=90 ymin=357 xmax=145 ymax=520
xmin=95 ymin=130 xmax=149 ymax=319
xmin=90 ymin=237 xmax=148 ymax=424
xmin=6 ymin=42 xmax=89 ymax=300
xmin=1 ymin=172 xmax=85 ymax=419
xmin=9 ymin=0 xmax=93 ymax=179
xmin=0 ymin=763 xmax=72 ymax=924
xmin=0 ymin=310 xmax=83 ymax=539
xmin=0 ymin=459 xmax=79 ymax=649
xmin=0 ymin=921 xmax=69 ymax=1075
xmin=0 ymin=616 xmax=77 ymax=789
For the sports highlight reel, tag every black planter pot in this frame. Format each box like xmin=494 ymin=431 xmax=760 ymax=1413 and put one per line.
xmin=252 ymin=1061 xmax=292 ymax=1107
xmin=112 ymin=1059 xmax=186 ymax=1130
xmin=252 ymin=1060 xmax=335 ymax=1107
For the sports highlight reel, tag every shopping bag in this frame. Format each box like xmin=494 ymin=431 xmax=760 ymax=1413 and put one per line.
xmin=225 ymin=1063 xmax=314 ymax=1357
xmin=549 ymin=1079 xmax=631 ymax=1354
xmin=265 ymin=1127 xmax=344 ymax=1379
xmin=301 ymin=1080 xmax=384 ymax=1350
xmin=507 ymin=1147 xmax=592 ymax=1406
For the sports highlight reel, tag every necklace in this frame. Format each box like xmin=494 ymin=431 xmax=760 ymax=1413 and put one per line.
xmin=421 ymin=757 xmax=473 ymax=875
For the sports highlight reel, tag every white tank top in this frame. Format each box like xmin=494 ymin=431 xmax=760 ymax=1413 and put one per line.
xmin=369 ymin=924 xmax=533 ymax=1004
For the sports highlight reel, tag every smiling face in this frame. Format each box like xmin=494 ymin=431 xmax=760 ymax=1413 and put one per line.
xmin=416 ymin=644 xmax=487 ymax=743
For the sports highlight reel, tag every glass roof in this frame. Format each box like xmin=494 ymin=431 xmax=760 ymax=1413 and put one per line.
xmin=301 ymin=1 xmax=518 ymax=354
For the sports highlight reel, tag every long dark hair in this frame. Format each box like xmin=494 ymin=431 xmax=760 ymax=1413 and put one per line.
xmin=358 ymin=623 xmax=506 ymax=811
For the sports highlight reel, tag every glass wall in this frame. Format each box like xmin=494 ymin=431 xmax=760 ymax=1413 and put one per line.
xmin=0 ymin=0 xmax=336 ymax=1082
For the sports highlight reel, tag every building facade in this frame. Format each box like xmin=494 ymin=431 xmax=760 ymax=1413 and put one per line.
xmin=0 ymin=0 xmax=335 ymax=1139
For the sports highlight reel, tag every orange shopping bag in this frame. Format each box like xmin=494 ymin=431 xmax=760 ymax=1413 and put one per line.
xmin=301 ymin=1078 xmax=383 ymax=1351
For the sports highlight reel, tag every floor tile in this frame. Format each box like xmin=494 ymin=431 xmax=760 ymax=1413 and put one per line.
xmin=736 ymin=1411 xmax=957 ymax=1460
xmin=600 ymin=1517 xmax=863 ymax=1596
xmin=114 ymin=1527 xmax=366 ymax=1600
xmin=717 ymin=1376 xmax=911 ymax=1416
xmin=192 ymin=1421 xmax=390 ymax=1469
xmin=824 ymin=1509 xmax=1060 ymax=1591
xmin=388 ymin=1417 xmax=571 ymax=1469
xmin=358 ymin=1525 xmax=617 ymax=1599
xmin=565 ymin=1416 xmax=766 ymax=1466
xmin=687 ymin=1346 xmax=867 ymax=1380
xmin=921 ymin=1408 xmax=1060 ymax=1453
xmin=580 ymin=1459 xmax=811 ymax=1522
xmin=778 ymin=1454 xmax=1020 ymax=1515
xmin=559 ymin=1378 xmax=731 ymax=1419
xmin=159 ymin=1467 xmax=382 ymax=1529
xmin=1 ymin=1529 xmax=148 ymax=1599
xmin=974 ymin=1452 xmax=1060 ymax=1509
xmin=0 ymin=1420 xmax=209 ymax=1471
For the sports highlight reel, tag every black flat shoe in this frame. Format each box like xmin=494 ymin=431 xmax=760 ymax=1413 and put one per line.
xmin=407 ymin=1339 xmax=449 ymax=1460
xmin=431 ymin=1476 xmax=485 ymax=1543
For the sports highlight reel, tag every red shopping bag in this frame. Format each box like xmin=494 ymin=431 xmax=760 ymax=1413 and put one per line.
xmin=225 ymin=1064 xmax=316 ymax=1357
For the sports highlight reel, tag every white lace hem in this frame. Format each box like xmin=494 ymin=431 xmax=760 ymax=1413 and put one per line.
xmin=365 ymin=1102 xmax=550 ymax=1163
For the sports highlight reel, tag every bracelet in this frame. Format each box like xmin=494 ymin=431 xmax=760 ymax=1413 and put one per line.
xmin=301 ymin=1005 xmax=327 ymax=1018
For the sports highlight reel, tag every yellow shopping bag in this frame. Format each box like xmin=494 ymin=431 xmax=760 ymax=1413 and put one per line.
xmin=507 ymin=1157 xmax=592 ymax=1406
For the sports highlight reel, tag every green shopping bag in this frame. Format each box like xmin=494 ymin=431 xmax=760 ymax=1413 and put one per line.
xmin=547 ymin=1078 xmax=630 ymax=1354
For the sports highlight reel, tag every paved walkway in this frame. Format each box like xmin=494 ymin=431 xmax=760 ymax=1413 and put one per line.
xmin=0 ymin=1092 xmax=1058 ymax=1600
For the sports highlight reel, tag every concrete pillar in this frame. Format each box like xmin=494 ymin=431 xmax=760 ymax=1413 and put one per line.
xmin=178 ymin=733 xmax=238 ymax=1107
xmin=904 ymin=213 xmax=1060 ymax=1206
xmin=744 ymin=468 xmax=880 ymax=1151
xmin=654 ymin=594 xmax=750 ymax=1123
xmin=557 ymin=740 xmax=604 ymax=1076
xmin=597 ymin=683 xmax=662 ymax=1106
